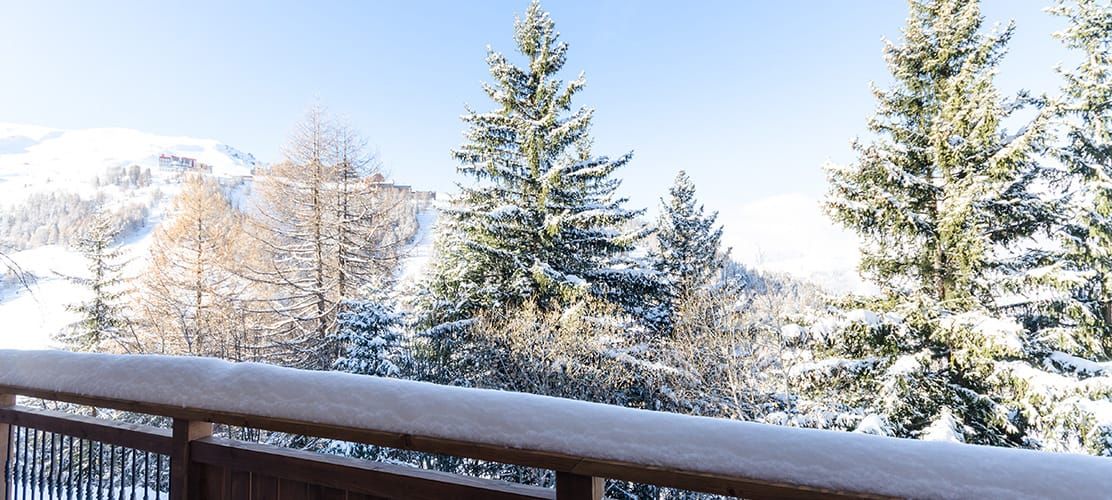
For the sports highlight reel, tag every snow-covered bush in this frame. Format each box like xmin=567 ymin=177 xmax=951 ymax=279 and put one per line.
xmin=332 ymin=299 xmax=405 ymax=378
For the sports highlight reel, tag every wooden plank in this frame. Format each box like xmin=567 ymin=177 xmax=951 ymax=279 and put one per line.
xmin=171 ymin=419 xmax=212 ymax=500
xmin=253 ymin=473 xmax=278 ymax=500
xmin=278 ymin=478 xmax=308 ymax=500
xmin=0 ymin=406 xmax=172 ymax=455
xmin=305 ymin=484 xmax=346 ymax=500
xmin=555 ymin=472 xmax=603 ymax=500
xmin=0 ymin=384 xmax=893 ymax=500
xmin=192 ymin=437 xmax=553 ymax=500
xmin=0 ymin=394 xmax=13 ymax=500
xmin=203 ymin=464 xmax=225 ymax=500
xmin=229 ymin=469 xmax=252 ymax=499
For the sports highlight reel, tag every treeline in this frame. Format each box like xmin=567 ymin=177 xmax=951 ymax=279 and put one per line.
xmin=96 ymin=164 xmax=153 ymax=189
xmin=0 ymin=192 xmax=149 ymax=251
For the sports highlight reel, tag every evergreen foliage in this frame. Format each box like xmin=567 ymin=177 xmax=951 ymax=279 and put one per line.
xmin=419 ymin=1 xmax=666 ymax=335
xmin=1043 ymin=0 xmax=1112 ymax=359
xmin=61 ymin=211 xmax=131 ymax=351
xmin=651 ymin=170 xmax=726 ymax=304
xmin=815 ymin=0 xmax=1067 ymax=449
xmin=332 ymin=298 xmax=404 ymax=378
xmin=824 ymin=0 xmax=1057 ymax=310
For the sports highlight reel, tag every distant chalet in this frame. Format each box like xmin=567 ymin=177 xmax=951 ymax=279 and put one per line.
xmin=158 ymin=153 xmax=213 ymax=173
xmin=158 ymin=157 xmax=435 ymax=201
xmin=368 ymin=172 xmax=436 ymax=202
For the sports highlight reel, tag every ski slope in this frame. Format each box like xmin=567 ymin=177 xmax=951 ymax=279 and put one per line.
xmin=396 ymin=203 xmax=439 ymax=290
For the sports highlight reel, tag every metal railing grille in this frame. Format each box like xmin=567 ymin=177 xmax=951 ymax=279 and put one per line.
xmin=4 ymin=426 xmax=168 ymax=500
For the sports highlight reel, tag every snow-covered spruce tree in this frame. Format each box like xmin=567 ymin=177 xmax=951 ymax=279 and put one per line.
xmin=332 ymin=298 xmax=404 ymax=379
xmin=1042 ymin=0 xmax=1112 ymax=359
xmin=651 ymin=170 xmax=726 ymax=306
xmin=825 ymin=0 xmax=1057 ymax=310
xmin=62 ymin=211 xmax=131 ymax=352
xmin=419 ymin=1 xmax=665 ymax=337
xmin=813 ymin=0 xmax=1061 ymax=447
xmin=977 ymin=0 xmax=1112 ymax=457
xmin=325 ymin=297 xmax=413 ymax=461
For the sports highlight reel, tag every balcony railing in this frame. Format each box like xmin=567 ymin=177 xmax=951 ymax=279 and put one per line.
xmin=1 ymin=350 xmax=1110 ymax=500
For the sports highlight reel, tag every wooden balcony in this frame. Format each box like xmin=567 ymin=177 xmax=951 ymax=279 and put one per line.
xmin=1 ymin=350 xmax=1110 ymax=500
xmin=0 ymin=391 xmax=827 ymax=500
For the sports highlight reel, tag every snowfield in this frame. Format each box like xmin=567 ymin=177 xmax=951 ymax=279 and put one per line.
xmin=1 ymin=349 xmax=1110 ymax=499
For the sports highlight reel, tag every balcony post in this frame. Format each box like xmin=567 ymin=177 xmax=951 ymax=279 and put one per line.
xmin=556 ymin=471 xmax=604 ymax=500
xmin=170 ymin=418 xmax=212 ymax=500
xmin=0 ymin=393 xmax=13 ymax=500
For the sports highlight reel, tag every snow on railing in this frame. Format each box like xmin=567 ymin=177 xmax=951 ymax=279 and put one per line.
xmin=1 ymin=349 xmax=1110 ymax=499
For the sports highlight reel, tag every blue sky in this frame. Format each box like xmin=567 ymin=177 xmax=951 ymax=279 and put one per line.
xmin=0 ymin=1 xmax=1072 ymax=282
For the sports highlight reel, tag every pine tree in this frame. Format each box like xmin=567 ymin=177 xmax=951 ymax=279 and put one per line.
xmin=825 ymin=0 xmax=1057 ymax=310
xmin=136 ymin=174 xmax=248 ymax=357
xmin=420 ymin=1 xmax=664 ymax=333
xmin=812 ymin=0 xmax=1061 ymax=448
xmin=651 ymin=170 xmax=726 ymax=302
xmin=332 ymin=298 xmax=404 ymax=378
xmin=1044 ymin=0 xmax=1112 ymax=359
xmin=62 ymin=211 xmax=130 ymax=352
xmin=981 ymin=0 xmax=1112 ymax=457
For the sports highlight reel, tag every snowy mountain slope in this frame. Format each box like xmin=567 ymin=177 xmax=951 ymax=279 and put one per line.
xmin=0 ymin=203 xmax=165 ymax=350
xmin=0 ymin=123 xmax=262 ymax=349
xmin=0 ymin=123 xmax=259 ymax=205
xmin=396 ymin=203 xmax=440 ymax=290
xmin=0 ymin=122 xmax=449 ymax=349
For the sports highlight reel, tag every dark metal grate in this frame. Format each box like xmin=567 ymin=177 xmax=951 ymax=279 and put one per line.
xmin=4 ymin=425 xmax=168 ymax=500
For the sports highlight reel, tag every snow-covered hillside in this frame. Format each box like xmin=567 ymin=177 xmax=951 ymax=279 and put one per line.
xmin=0 ymin=123 xmax=258 ymax=205
xmin=0 ymin=122 xmax=446 ymax=350
xmin=396 ymin=204 xmax=440 ymax=291
xmin=0 ymin=123 xmax=262 ymax=349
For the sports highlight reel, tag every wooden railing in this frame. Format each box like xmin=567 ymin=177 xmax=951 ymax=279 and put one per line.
xmin=3 ymin=351 xmax=1111 ymax=499
xmin=0 ymin=386 xmax=860 ymax=500
xmin=0 ymin=400 xmax=568 ymax=500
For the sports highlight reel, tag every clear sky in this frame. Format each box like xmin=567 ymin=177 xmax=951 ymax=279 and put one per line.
xmin=0 ymin=1 xmax=1072 ymax=284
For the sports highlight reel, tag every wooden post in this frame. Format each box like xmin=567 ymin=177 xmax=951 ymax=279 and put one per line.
xmin=556 ymin=471 xmax=604 ymax=500
xmin=0 ymin=394 xmax=14 ymax=500
xmin=170 ymin=418 xmax=212 ymax=500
